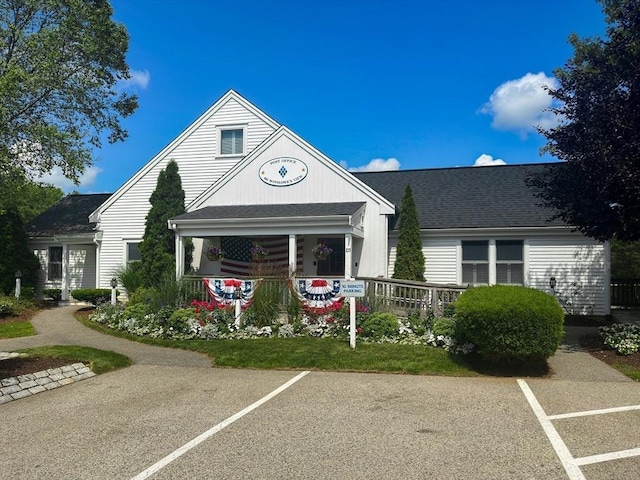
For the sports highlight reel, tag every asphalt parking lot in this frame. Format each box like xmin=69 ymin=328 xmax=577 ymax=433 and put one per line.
xmin=1 ymin=306 xmax=639 ymax=479
xmin=2 ymin=365 xmax=639 ymax=479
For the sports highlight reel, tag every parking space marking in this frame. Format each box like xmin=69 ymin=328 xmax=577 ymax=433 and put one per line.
xmin=548 ymin=404 xmax=640 ymax=420
xmin=574 ymin=448 xmax=640 ymax=466
xmin=519 ymin=379 xmax=640 ymax=478
xmin=131 ymin=371 xmax=310 ymax=480
xmin=517 ymin=379 xmax=586 ymax=480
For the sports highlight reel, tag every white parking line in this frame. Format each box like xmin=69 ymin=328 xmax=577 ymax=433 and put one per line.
xmin=548 ymin=404 xmax=640 ymax=420
xmin=131 ymin=371 xmax=310 ymax=480
xmin=575 ymin=448 xmax=640 ymax=466
xmin=517 ymin=379 xmax=586 ymax=480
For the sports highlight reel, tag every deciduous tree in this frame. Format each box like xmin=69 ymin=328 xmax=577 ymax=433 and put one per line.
xmin=529 ymin=0 xmax=640 ymax=241
xmin=0 ymin=0 xmax=137 ymax=185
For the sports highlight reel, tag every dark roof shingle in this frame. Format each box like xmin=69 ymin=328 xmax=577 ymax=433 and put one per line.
xmin=354 ymin=163 xmax=563 ymax=229
xmin=25 ymin=194 xmax=112 ymax=237
xmin=173 ymin=202 xmax=365 ymax=221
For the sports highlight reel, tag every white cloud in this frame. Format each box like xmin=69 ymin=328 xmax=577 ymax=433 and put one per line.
xmin=36 ymin=166 xmax=103 ymax=193
xmin=120 ymin=69 xmax=150 ymax=90
xmin=343 ymin=157 xmax=401 ymax=172
xmin=481 ymin=72 xmax=560 ymax=137
xmin=473 ymin=154 xmax=506 ymax=167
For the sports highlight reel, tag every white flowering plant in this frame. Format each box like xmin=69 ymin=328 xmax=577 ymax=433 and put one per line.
xmin=88 ymin=301 xmax=474 ymax=355
xmin=600 ymin=323 xmax=640 ymax=355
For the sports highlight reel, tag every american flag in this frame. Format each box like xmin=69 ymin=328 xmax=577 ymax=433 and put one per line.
xmin=220 ymin=236 xmax=305 ymax=277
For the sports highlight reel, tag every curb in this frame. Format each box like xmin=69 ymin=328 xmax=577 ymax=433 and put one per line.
xmin=1 ymin=353 xmax=95 ymax=404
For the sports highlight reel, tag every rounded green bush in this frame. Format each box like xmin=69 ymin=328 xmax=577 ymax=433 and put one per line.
xmin=454 ymin=285 xmax=564 ymax=363
xmin=431 ymin=317 xmax=457 ymax=338
xmin=361 ymin=312 xmax=399 ymax=339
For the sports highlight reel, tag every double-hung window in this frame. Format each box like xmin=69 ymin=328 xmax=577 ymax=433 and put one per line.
xmin=496 ymin=240 xmax=524 ymax=284
xmin=127 ymin=242 xmax=141 ymax=263
xmin=48 ymin=246 xmax=63 ymax=281
xmin=462 ymin=241 xmax=488 ymax=285
xmin=219 ymin=128 xmax=244 ymax=155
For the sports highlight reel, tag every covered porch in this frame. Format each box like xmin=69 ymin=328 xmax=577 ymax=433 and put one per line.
xmin=169 ymin=202 xmax=367 ymax=280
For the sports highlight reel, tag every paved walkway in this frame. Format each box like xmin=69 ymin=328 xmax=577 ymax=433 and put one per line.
xmin=0 ymin=306 xmax=631 ymax=383
xmin=0 ymin=306 xmax=211 ymax=367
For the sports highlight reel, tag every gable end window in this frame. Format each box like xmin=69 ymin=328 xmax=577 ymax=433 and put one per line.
xmin=496 ymin=240 xmax=524 ymax=285
xmin=48 ymin=246 xmax=63 ymax=281
xmin=219 ymin=128 xmax=244 ymax=155
xmin=462 ymin=240 xmax=488 ymax=285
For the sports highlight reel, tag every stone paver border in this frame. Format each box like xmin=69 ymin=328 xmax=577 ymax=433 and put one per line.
xmin=0 ymin=351 xmax=95 ymax=404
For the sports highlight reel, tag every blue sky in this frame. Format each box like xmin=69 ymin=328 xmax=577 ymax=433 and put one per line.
xmin=50 ymin=0 xmax=606 ymax=193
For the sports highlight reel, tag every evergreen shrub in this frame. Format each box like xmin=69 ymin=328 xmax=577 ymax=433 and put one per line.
xmin=43 ymin=288 xmax=62 ymax=301
xmin=71 ymin=288 xmax=116 ymax=306
xmin=454 ymin=285 xmax=564 ymax=363
xmin=361 ymin=312 xmax=399 ymax=339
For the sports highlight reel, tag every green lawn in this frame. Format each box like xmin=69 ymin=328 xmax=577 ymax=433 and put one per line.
xmin=78 ymin=314 xmax=477 ymax=376
xmin=0 ymin=321 xmax=35 ymax=338
xmin=17 ymin=345 xmax=132 ymax=375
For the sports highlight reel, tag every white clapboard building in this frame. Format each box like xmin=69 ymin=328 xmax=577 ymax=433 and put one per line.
xmin=26 ymin=90 xmax=610 ymax=314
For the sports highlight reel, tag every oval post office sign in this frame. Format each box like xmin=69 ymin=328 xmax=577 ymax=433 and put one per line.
xmin=259 ymin=157 xmax=308 ymax=187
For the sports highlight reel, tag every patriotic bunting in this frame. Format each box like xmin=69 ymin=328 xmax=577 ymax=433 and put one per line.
xmin=293 ymin=278 xmax=343 ymax=309
xmin=203 ymin=278 xmax=258 ymax=307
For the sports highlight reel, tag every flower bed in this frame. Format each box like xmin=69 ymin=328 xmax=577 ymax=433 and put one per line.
xmin=600 ymin=323 xmax=640 ymax=355
xmin=88 ymin=300 xmax=474 ymax=354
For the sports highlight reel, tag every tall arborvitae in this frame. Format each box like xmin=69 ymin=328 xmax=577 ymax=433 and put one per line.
xmin=0 ymin=209 xmax=40 ymax=294
xmin=139 ymin=160 xmax=192 ymax=285
xmin=392 ymin=184 xmax=425 ymax=282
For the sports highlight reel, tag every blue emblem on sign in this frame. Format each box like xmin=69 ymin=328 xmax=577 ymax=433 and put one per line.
xmin=259 ymin=157 xmax=308 ymax=187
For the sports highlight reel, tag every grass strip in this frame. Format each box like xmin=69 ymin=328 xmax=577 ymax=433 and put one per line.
xmin=17 ymin=345 xmax=132 ymax=375
xmin=78 ymin=313 xmax=476 ymax=376
xmin=611 ymin=364 xmax=640 ymax=382
xmin=0 ymin=321 xmax=36 ymax=338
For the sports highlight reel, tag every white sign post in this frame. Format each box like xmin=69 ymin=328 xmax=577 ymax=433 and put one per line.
xmin=339 ymin=280 xmax=365 ymax=349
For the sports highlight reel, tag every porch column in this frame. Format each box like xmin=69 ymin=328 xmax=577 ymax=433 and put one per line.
xmin=488 ymin=239 xmax=496 ymax=285
xmin=344 ymin=233 xmax=353 ymax=279
xmin=175 ymin=232 xmax=184 ymax=279
xmin=288 ymin=234 xmax=297 ymax=275
xmin=61 ymin=243 xmax=69 ymax=301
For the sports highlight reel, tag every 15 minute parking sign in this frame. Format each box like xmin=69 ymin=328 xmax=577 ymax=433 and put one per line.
xmin=339 ymin=280 xmax=366 ymax=349
xmin=339 ymin=280 xmax=365 ymax=297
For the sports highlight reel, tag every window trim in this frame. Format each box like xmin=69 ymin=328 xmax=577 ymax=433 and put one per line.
xmin=217 ymin=125 xmax=247 ymax=157
xmin=125 ymin=241 xmax=142 ymax=263
xmin=48 ymin=246 xmax=63 ymax=281
xmin=461 ymin=240 xmax=489 ymax=285
xmin=496 ymin=240 xmax=524 ymax=285
xmin=460 ymin=239 xmax=525 ymax=285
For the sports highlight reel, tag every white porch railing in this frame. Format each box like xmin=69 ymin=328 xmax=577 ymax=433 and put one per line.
xmin=358 ymin=277 xmax=466 ymax=317
xmin=181 ymin=275 xmax=466 ymax=316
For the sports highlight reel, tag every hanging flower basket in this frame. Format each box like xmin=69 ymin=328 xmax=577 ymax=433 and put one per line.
xmin=312 ymin=243 xmax=333 ymax=261
xmin=250 ymin=243 xmax=268 ymax=262
xmin=205 ymin=246 xmax=223 ymax=261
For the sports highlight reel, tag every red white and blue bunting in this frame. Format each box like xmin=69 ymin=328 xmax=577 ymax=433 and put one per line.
xmin=293 ymin=278 xmax=343 ymax=309
xmin=203 ymin=278 xmax=258 ymax=307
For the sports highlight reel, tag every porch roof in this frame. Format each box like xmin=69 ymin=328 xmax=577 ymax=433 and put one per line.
xmin=169 ymin=202 xmax=367 ymax=238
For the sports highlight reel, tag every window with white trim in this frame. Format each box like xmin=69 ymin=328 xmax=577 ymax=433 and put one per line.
xmin=462 ymin=241 xmax=488 ymax=285
xmin=219 ymin=128 xmax=244 ymax=155
xmin=496 ymin=240 xmax=524 ymax=284
xmin=48 ymin=246 xmax=63 ymax=281
xmin=127 ymin=242 xmax=141 ymax=263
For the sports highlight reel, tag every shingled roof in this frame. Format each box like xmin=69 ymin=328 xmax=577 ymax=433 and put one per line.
xmin=25 ymin=193 xmax=112 ymax=237
xmin=173 ymin=202 xmax=365 ymax=221
xmin=353 ymin=163 xmax=564 ymax=230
